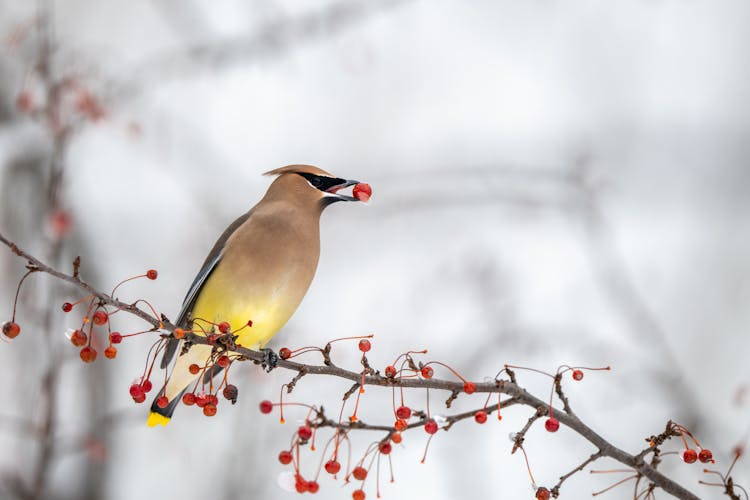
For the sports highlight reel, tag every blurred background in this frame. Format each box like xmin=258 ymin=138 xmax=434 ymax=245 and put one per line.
xmin=1 ymin=0 xmax=749 ymax=499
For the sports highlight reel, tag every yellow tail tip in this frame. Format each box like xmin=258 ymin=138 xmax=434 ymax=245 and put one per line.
xmin=147 ymin=412 xmax=171 ymax=427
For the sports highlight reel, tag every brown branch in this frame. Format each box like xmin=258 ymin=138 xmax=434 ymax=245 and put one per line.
xmin=0 ymin=233 xmax=703 ymax=500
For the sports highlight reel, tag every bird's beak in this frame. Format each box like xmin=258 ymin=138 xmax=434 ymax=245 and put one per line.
xmin=324 ymin=179 xmax=360 ymax=202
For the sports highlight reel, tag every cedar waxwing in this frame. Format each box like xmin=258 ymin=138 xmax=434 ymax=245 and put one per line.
xmin=147 ymin=165 xmax=368 ymax=426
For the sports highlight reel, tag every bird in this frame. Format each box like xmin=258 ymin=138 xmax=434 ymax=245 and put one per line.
xmin=147 ymin=165 xmax=368 ymax=426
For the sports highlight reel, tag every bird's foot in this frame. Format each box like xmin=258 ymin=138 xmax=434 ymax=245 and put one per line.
xmin=259 ymin=348 xmax=279 ymax=372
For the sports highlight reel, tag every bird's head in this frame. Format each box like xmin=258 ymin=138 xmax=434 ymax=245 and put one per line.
xmin=263 ymin=165 xmax=369 ymax=211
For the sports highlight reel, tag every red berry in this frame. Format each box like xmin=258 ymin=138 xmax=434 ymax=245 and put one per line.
xmin=146 ymin=269 xmax=158 ymax=280
xmin=259 ymin=400 xmax=273 ymax=414
xmin=353 ymin=183 xmax=372 ymax=202
xmin=62 ymin=302 xmax=73 ymax=312
xmin=217 ymin=321 xmax=230 ymax=333
xmin=683 ymin=449 xmax=698 ymax=464
xmin=391 ymin=432 xmax=403 ymax=444
xmin=384 ymin=365 xmax=397 ymax=378
xmin=572 ymin=369 xmax=584 ymax=381
xmin=217 ymin=355 xmax=230 ymax=368
xmin=207 ymin=334 xmax=219 ymax=344
xmin=424 ymin=419 xmax=438 ymax=434
xmin=195 ymin=393 xmax=209 ymax=407
xmin=279 ymin=347 xmax=292 ymax=359
xmin=80 ymin=346 xmax=97 ymax=363
xmin=2 ymin=321 xmax=21 ymax=339
xmin=173 ymin=328 xmax=185 ymax=339
xmin=104 ymin=346 xmax=117 ymax=359
xmin=109 ymin=332 xmax=122 ymax=344
xmin=463 ymin=381 xmax=476 ymax=394
xmin=48 ymin=209 xmax=72 ymax=238
xmin=16 ymin=91 xmax=34 ymax=113
xmin=536 ymin=487 xmax=551 ymax=500
xmin=352 ymin=489 xmax=366 ymax=500
xmin=70 ymin=329 xmax=87 ymax=347
xmin=474 ymin=410 xmax=488 ymax=424
xmin=358 ymin=339 xmax=371 ymax=352
xmin=352 ymin=466 xmax=368 ymax=481
xmin=545 ymin=417 xmax=560 ymax=433
xmin=132 ymin=391 xmax=146 ymax=403
xmin=278 ymin=450 xmax=293 ymax=465
xmin=246 ymin=319 xmax=253 ymax=327
xmin=189 ymin=363 xmax=200 ymax=375
xmin=394 ymin=419 xmax=407 ymax=431
xmin=203 ymin=403 xmax=217 ymax=416
xmin=182 ymin=393 xmax=196 ymax=406
xmin=295 ymin=478 xmax=307 ymax=494
xmin=298 ymin=425 xmax=313 ymax=441
xmin=222 ymin=384 xmax=238 ymax=403
xmin=378 ymin=442 xmax=392 ymax=455
xmin=156 ymin=396 xmax=169 ymax=408
xmin=306 ymin=481 xmax=319 ymax=494
xmin=698 ymin=449 xmax=713 ymax=463
xmin=92 ymin=310 xmax=108 ymax=326
xmin=325 ymin=460 xmax=341 ymax=474
xmin=141 ymin=379 xmax=153 ymax=393
xmin=129 ymin=383 xmax=145 ymax=399
xmin=420 ymin=365 xmax=433 ymax=379
xmin=395 ymin=405 xmax=411 ymax=420
xmin=209 ymin=394 xmax=219 ymax=406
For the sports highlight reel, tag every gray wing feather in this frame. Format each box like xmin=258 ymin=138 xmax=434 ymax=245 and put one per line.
xmin=160 ymin=251 xmax=222 ymax=368
xmin=160 ymin=210 xmax=253 ymax=369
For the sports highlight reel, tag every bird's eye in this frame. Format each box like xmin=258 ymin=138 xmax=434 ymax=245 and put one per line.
xmin=309 ymin=176 xmax=323 ymax=188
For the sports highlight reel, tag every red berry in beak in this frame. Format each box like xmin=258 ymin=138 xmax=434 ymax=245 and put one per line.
xmin=353 ymin=183 xmax=372 ymax=202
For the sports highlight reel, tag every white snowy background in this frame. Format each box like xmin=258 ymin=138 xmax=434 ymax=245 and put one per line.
xmin=1 ymin=1 xmax=749 ymax=499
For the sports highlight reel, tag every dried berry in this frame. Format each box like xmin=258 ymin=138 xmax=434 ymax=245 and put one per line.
xmin=279 ymin=347 xmax=292 ymax=359
xmin=223 ymin=384 xmax=238 ymax=403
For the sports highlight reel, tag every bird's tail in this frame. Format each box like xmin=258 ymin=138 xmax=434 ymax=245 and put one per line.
xmin=147 ymin=388 xmax=186 ymax=427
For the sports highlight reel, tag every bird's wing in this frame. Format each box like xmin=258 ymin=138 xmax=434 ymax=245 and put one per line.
xmin=160 ymin=211 xmax=252 ymax=369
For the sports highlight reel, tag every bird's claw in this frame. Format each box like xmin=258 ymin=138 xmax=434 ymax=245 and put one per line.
xmin=260 ymin=348 xmax=278 ymax=372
